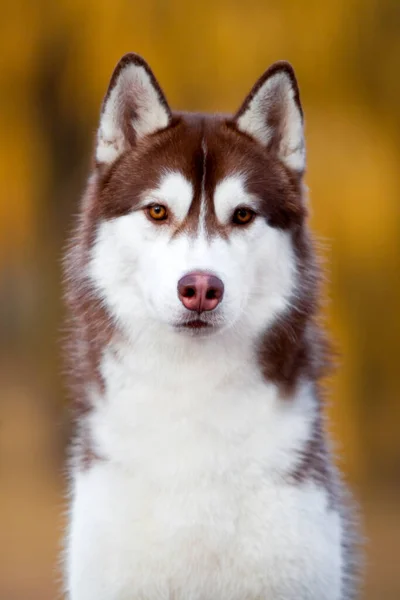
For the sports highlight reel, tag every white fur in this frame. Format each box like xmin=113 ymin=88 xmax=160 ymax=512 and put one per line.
xmin=67 ymin=353 xmax=343 ymax=599
xmin=68 ymin=365 xmax=342 ymax=599
xmin=236 ymin=72 xmax=305 ymax=172
xmin=142 ymin=171 xmax=193 ymax=222
xmin=66 ymin=171 xmax=345 ymax=599
xmin=96 ymin=63 xmax=170 ymax=164
xmin=214 ymin=174 xmax=259 ymax=224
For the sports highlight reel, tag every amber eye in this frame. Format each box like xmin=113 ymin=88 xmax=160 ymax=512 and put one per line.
xmin=147 ymin=204 xmax=168 ymax=221
xmin=232 ymin=207 xmax=255 ymax=225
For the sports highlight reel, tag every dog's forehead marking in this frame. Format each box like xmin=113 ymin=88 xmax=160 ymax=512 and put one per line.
xmin=148 ymin=171 xmax=193 ymax=221
xmin=198 ymin=138 xmax=208 ymax=236
xmin=214 ymin=174 xmax=256 ymax=225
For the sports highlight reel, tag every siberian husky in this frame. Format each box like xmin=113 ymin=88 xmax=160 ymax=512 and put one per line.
xmin=64 ymin=53 xmax=360 ymax=599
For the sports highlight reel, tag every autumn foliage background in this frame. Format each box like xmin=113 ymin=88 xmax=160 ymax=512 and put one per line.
xmin=1 ymin=1 xmax=400 ymax=599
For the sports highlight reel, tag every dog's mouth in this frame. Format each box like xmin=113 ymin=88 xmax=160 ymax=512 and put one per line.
xmin=174 ymin=317 xmax=217 ymax=334
xmin=179 ymin=319 xmax=210 ymax=330
xmin=174 ymin=313 xmax=225 ymax=334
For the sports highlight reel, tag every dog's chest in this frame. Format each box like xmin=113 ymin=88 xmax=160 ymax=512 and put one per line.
xmin=70 ymin=456 xmax=342 ymax=600
xmin=67 ymin=349 xmax=343 ymax=599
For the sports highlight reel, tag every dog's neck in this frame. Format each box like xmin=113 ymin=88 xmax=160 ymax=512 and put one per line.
xmin=102 ymin=319 xmax=264 ymax=392
xmin=83 ymin=321 xmax=316 ymax=475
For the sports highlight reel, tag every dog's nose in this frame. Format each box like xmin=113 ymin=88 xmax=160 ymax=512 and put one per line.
xmin=177 ymin=271 xmax=224 ymax=313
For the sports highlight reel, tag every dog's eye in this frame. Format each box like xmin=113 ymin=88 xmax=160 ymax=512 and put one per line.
xmin=232 ymin=208 xmax=255 ymax=225
xmin=147 ymin=204 xmax=168 ymax=221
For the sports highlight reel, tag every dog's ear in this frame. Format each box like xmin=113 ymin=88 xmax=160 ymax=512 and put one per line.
xmin=96 ymin=53 xmax=172 ymax=165
xmin=234 ymin=62 xmax=305 ymax=173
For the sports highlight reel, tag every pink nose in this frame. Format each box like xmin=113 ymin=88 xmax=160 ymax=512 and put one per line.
xmin=177 ymin=271 xmax=224 ymax=313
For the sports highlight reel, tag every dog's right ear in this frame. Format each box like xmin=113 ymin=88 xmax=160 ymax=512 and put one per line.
xmin=234 ymin=62 xmax=305 ymax=174
xmin=95 ymin=53 xmax=172 ymax=165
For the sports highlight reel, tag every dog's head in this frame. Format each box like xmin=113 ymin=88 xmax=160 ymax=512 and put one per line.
xmin=86 ymin=54 xmax=309 ymax=341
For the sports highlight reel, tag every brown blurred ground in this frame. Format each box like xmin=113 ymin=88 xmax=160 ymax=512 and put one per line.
xmin=1 ymin=1 xmax=399 ymax=598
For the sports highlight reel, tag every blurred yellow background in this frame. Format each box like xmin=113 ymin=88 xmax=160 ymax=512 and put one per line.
xmin=1 ymin=1 xmax=399 ymax=598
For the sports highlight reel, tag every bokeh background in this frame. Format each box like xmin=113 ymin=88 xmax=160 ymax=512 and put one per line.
xmin=1 ymin=1 xmax=399 ymax=598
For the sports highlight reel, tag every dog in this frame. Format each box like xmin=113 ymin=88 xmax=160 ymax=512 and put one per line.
xmin=64 ymin=53 xmax=360 ymax=599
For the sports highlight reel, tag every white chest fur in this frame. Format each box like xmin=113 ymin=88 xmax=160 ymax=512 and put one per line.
xmin=66 ymin=337 xmax=344 ymax=600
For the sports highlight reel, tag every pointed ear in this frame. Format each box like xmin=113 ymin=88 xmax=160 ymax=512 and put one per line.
xmin=96 ymin=53 xmax=172 ymax=165
xmin=234 ymin=62 xmax=305 ymax=173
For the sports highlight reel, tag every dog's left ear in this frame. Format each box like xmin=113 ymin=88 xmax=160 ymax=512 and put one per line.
xmin=234 ymin=62 xmax=305 ymax=174
xmin=96 ymin=53 xmax=172 ymax=165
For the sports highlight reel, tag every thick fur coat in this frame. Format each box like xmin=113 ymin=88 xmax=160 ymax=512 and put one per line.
xmin=64 ymin=53 xmax=359 ymax=599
